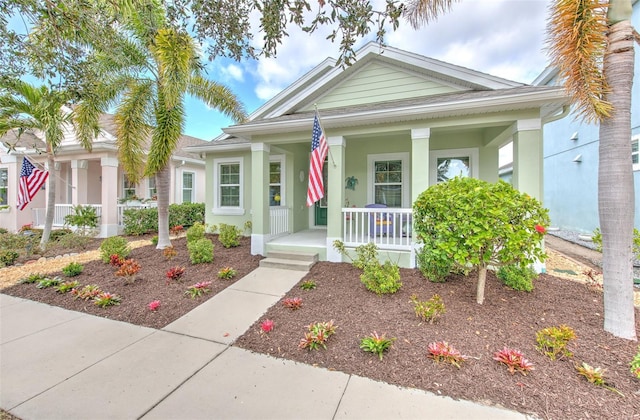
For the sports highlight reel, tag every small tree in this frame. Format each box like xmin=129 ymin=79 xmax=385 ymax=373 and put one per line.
xmin=413 ymin=177 xmax=549 ymax=304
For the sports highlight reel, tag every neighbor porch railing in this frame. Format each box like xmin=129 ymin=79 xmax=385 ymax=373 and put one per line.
xmin=342 ymin=207 xmax=413 ymax=250
xmin=270 ymin=206 xmax=290 ymax=236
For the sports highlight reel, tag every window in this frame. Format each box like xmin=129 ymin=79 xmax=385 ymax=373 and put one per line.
xmin=269 ymin=156 xmax=285 ymax=206
xmin=182 ymin=172 xmax=194 ymax=203
xmin=367 ymin=153 xmax=409 ymax=208
xmin=123 ymin=174 xmax=137 ymax=199
xmin=213 ymin=157 xmax=244 ymax=215
xmin=430 ymin=148 xmax=479 ymax=184
xmin=633 ymin=135 xmax=640 ymax=171
xmin=0 ymin=168 xmax=7 ymax=206
xmin=148 ymin=177 xmax=157 ymax=199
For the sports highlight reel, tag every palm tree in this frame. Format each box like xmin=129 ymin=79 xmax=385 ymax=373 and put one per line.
xmin=0 ymin=80 xmax=96 ymax=251
xmin=405 ymin=0 xmax=637 ymax=340
xmin=75 ymin=0 xmax=247 ymax=249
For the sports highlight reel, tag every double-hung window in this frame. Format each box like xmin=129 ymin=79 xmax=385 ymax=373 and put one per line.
xmin=367 ymin=153 xmax=409 ymax=208
xmin=182 ymin=172 xmax=194 ymax=203
xmin=269 ymin=156 xmax=285 ymax=206
xmin=148 ymin=177 xmax=157 ymax=199
xmin=213 ymin=157 xmax=244 ymax=215
xmin=123 ymin=174 xmax=137 ymax=199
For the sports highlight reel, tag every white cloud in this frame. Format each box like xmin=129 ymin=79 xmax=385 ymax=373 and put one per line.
xmin=221 ymin=63 xmax=244 ymax=83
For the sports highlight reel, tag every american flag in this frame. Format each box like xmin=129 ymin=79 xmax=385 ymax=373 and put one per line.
xmin=306 ymin=112 xmax=328 ymax=207
xmin=17 ymin=157 xmax=49 ymax=211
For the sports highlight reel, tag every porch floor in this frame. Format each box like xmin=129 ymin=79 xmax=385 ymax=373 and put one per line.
xmin=268 ymin=229 xmax=327 ymax=247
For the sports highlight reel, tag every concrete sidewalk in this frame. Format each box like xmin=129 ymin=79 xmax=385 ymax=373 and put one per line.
xmin=1 ymin=267 xmax=532 ymax=420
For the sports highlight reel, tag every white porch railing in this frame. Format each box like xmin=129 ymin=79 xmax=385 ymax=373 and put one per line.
xmin=270 ymin=206 xmax=290 ymax=236
xmin=342 ymin=207 xmax=413 ymax=250
xmin=117 ymin=202 xmax=157 ymax=226
xmin=33 ymin=204 xmax=103 ymax=227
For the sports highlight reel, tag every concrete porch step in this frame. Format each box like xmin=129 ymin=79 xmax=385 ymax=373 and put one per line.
xmin=259 ymin=252 xmax=318 ymax=271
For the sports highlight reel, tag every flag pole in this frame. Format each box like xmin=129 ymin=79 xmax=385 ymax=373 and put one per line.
xmin=313 ymin=104 xmax=336 ymax=168
xmin=17 ymin=153 xmax=75 ymax=190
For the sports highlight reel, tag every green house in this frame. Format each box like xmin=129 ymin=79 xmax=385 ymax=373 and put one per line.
xmin=187 ymin=43 xmax=569 ymax=267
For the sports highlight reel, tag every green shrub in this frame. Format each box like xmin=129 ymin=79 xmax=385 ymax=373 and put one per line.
xmin=187 ymin=238 xmax=214 ymax=264
xmin=0 ymin=232 xmax=29 ymax=252
xmin=497 ymin=264 xmax=536 ymax=292
xmin=122 ymin=207 xmax=157 ymax=235
xmin=592 ymin=227 xmax=640 ymax=259
xmin=413 ymin=177 xmax=549 ymax=304
xmin=49 ymin=228 xmax=73 ymax=242
xmin=361 ymin=261 xmax=402 ymax=294
xmin=151 ymin=235 xmax=158 ymax=246
xmin=0 ymin=227 xmax=8 ymax=234
xmin=168 ymin=202 xmax=205 ymax=228
xmin=416 ymin=247 xmax=452 ymax=283
xmin=0 ymin=250 xmax=19 ymax=266
xmin=63 ymin=205 xmax=99 ymax=236
xmin=55 ymin=232 xmax=93 ymax=250
xmin=186 ymin=222 xmax=206 ymax=243
xmin=62 ymin=262 xmax=84 ymax=277
xmin=410 ymin=294 xmax=446 ymax=323
xmin=536 ymin=325 xmax=576 ymax=360
xmin=99 ymin=236 xmax=131 ymax=263
xmin=218 ymin=223 xmax=241 ymax=248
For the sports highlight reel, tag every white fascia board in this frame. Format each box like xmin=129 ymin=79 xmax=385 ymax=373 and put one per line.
xmin=224 ymin=89 xmax=569 ymax=136
xmin=532 ymin=66 xmax=559 ymax=86
xmin=184 ymin=143 xmax=251 ymax=153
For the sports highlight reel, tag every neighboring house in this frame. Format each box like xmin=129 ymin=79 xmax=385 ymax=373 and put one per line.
xmin=537 ymin=0 xmax=639 ymax=234
xmin=187 ymin=42 xmax=569 ymax=267
xmin=0 ymin=113 xmax=208 ymax=236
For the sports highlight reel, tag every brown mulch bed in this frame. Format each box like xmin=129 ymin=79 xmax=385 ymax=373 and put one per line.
xmin=2 ymin=234 xmax=640 ymax=419
xmin=2 ymin=235 xmax=262 ymax=329
xmin=235 ymin=262 xmax=640 ymax=420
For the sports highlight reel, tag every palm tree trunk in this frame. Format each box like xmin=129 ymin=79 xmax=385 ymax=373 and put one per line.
xmin=599 ymin=18 xmax=637 ymax=340
xmin=39 ymin=153 xmax=56 ymax=251
xmin=155 ymin=165 xmax=172 ymax=249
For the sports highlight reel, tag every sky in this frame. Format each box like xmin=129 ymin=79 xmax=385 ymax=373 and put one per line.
xmin=185 ymin=0 xmax=555 ymax=142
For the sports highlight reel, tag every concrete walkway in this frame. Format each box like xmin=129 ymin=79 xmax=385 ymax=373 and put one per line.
xmin=1 ymin=267 xmax=532 ymax=420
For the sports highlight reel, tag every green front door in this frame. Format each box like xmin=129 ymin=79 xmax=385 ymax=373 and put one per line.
xmin=314 ymin=159 xmax=328 ymax=226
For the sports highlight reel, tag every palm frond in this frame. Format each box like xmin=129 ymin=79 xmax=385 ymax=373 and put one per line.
xmin=146 ymin=94 xmax=184 ymax=176
xmin=115 ymin=80 xmax=154 ymax=183
xmin=403 ymin=0 xmax=459 ymax=29
xmin=547 ymin=0 xmax=611 ymax=121
xmin=153 ymin=28 xmax=194 ymax=110
xmin=188 ymin=75 xmax=247 ymax=123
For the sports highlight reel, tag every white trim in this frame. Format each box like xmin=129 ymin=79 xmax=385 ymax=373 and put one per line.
xmin=430 ymin=148 xmax=480 ymax=184
xmin=411 ymin=128 xmax=431 ymax=140
xmin=213 ymin=156 xmax=244 ymax=215
xmin=367 ymin=152 xmax=410 ymax=208
xmin=514 ymin=119 xmax=542 ymax=132
xmin=632 ymin=135 xmax=640 ymax=172
xmin=251 ymin=142 xmax=271 ymax=152
xmin=326 ymin=237 xmax=343 ymax=262
xmin=328 ymin=136 xmax=346 ymax=147
xmin=251 ymin=233 xmax=268 ymax=255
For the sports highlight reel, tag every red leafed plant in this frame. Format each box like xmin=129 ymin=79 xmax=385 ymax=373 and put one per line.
xmin=169 ymin=225 xmax=184 ymax=236
xmin=116 ymin=259 xmax=141 ymax=280
xmin=282 ymin=297 xmax=303 ymax=310
xmin=260 ymin=319 xmax=274 ymax=333
xmin=110 ymin=254 xmax=125 ymax=267
xmin=427 ymin=341 xmax=467 ymax=368
xmin=148 ymin=300 xmax=161 ymax=311
xmin=166 ymin=266 xmax=186 ymax=283
xmin=493 ymin=347 xmax=535 ymax=375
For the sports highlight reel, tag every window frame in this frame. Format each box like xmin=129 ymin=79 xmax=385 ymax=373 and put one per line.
xmin=148 ymin=176 xmax=157 ymax=199
xmin=367 ymin=152 xmax=410 ymax=208
xmin=122 ymin=174 xmax=137 ymax=199
xmin=0 ymin=167 xmax=8 ymax=207
xmin=429 ymin=148 xmax=479 ymax=185
xmin=213 ymin=157 xmax=244 ymax=215
xmin=182 ymin=171 xmax=195 ymax=203
xmin=269 ymin=155 xmax=285 ymax=207
xmin=632 ymin=135 xmax=640 ymax=171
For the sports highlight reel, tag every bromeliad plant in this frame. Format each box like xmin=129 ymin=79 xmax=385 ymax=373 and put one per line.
xmin=299 ymin=321 xmax=337 ymax=351
xmin=217 ymin=267 xmax=237 ymax=279
xmin=300 ymin=280 xmax=317 ymax=290
xmin=55 ymin=280 xmax=80 ymax=294
xmin=185 ymin=281 xmax=213 ymax=298
xmin=410 ymin=294 xmax=445 ymax=323
xmin=20 ymin=272 xmax=47 ymax=284
xmin=282 ymin=297 xmax=303 ymax=310
xmin=62 ymin=262 xmax=84 ymax=277
xmin=630 ymin=347 xmax=640 ymax=379
xmin=94 ymin=292 xmax=121 ymax=308
xmin=116 ymin=259 xmax=141 ymax=284
xmin=536 ymin=325 xmax=576 ymax=360
xmin=493 ymin=347 xmax=535 ymax=375
xmin=427 ymin=341 xmax=467 ymax=368
xmin=575 ymin=362 xmax=624 ymax=396
xmin=71 ymin=284 xmax=102 ymax=300
xmin=166 ymin=266 xmax=186 ymax=283
xmin=36 ymin=276 xmax=61 ymax=289
xmin=148 ymin=300 xmax=161 ymax=311
xmin=360 ymin=332 xmax=396 ymax=360
xmin=163 ymin=246 xmax=177 ymax=260
xmin=413 ymin=177 xmax=549 ymax=304
xmin=260 ymin=319 xmax=275 ymax=333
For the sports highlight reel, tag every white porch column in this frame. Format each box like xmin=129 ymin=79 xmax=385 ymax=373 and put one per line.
xmin=512 ymin=119 xmax=543 ymax=200
xmin=326 ymin=136 xmax=345 ymax=262
xmin=410 ymin=128 xmax=430 ymax=269
xmin=250 ymin=143 xmax=270 ymax=256
xmin=99 ymin=157 xmax=119 ymax=237
xmin=71 ymin=159 xmax=88 ymax=205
